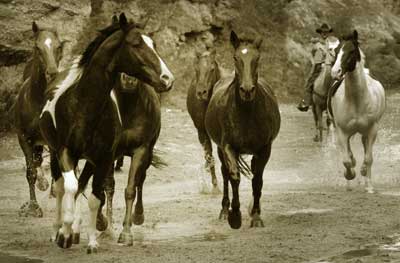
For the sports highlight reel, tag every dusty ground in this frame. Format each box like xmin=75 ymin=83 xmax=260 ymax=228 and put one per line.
xmin=1 ymin=93 xmax=400 ymax=263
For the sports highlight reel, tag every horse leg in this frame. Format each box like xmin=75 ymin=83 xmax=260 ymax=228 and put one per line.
xmin=361 ymin=124 xmax=378 ymax=194
xmin=316 ymin=106 xmax=324 ymax=142
xmin=249 ymin=144 xmax=271 ymax=228
xmin=133 ymin=148 xmax=152 ymax=226
xmin=336 ymin=129 xmax=356 ymax=185
xmin=199 ymin=130 xmax=219 ymax=193
xmin=50 ymin=151 xmax=63 ymax=242
xmin=312 ymin=104 xmax=319 ymax=142
xmin=217 ymin=147 xmax=230 ymax=220
xmin=222 ymin=144 xmax=241 ymax=229
xmin=33 ymin=146 xmax=49 ymax=191
xmin=87 ymin=157 xmax=112 ymax=254
xmin=55 ymin=148 xmax=78 ymax=249
xmin=118 ymin=147 xmax=149 ymax=246
xmin=115 ymin=156 xmax=124 ymax=171
xmin=104 ymin=167 xmax=115 ymax=229
xmin=17 ymin=135 xmax=43 ymax=217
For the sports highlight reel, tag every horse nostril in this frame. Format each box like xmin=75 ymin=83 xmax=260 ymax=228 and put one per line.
xmin=240 ymin=86 xmax=245 ymax=93
xmin=161 ymin=74 xmax=170 ymax=82
xmin=250 ymin=86 xmax=256 ymax=93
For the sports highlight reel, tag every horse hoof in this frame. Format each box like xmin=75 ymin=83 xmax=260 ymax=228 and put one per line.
xmin=56 ymin=231 xmax=73 ymax=249
xmin=96 ymin=213 xmax=108 ymax=231
xmin=117 ymin=232 xmax=133 ymax=246
xmin=19 ymin=201 xmax=43 ymax=218
xmin=133 ymin=213 xmax=144 ymax=225
xmin=219 ymin=208 xmax=228 ymax=220
xmin=360 ymin=165 xmax=367 ymax=177
xmin=228 ymin=210 xmax=242 ymax=229
xmin=72 ymin=233 xmax=80 ymax=244
xmin=344 ymin=169 xmax=356 ymax=180
xmin=250 ymin=216 xmax=265 ymax=228
xmin=87 ymin=244 xmax=98 ymax=254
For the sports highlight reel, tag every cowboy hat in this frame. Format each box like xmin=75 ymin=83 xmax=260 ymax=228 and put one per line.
xmin=316 ymin=23 xmax=333 ymax=34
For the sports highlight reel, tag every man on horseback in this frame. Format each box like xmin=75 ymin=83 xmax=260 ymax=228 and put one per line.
xmin=297 ymin=23 xmax=336 ymax=112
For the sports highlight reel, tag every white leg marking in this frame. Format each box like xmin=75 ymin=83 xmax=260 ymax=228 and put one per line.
xmin=72 ymin=194 xmax=82 ymax=235
xmin=88 ymin=193 xmax=100 ymax=250
xmin=60 ymin=170 xmax=77 ymax=237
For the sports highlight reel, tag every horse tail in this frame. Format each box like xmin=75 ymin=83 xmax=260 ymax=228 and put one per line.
xmin=238 ymin=155 xmax=253 ymax=180
xmin=151 ymin=148 xmax=168 ymax=169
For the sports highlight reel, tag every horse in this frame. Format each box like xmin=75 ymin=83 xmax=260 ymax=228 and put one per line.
xmin=186 ymin=49 xmax=221 ymax=193
xmin=205 ymin=31 xmax=281 ymax=229
xmin=38 ymin=13 xmax=174 ymax=253
xmin=330 ymin=30 xmax=385 ymax=193
xmin=311 ymin=36 xmax=340 ymax=142
xmin=77 ymin=72 xmax=164 ymax=246
xmin=13 ymin=21 xmax=66 ymax=217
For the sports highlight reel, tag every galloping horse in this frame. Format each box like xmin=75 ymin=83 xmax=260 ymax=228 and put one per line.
xmin=330 ymin=30 xmax=385 ymax=193
xmin=186 ymin=49 xmax=221 ymax=193
xmin=14 ymin=22 xmax=65 ymax=217
xmin=39 ymin=13 xmax=174 ymax=253
xmin=77 ymin=72 xmax=166 ymax=246
xmin=311 ymin=36 xmax=339 ymax=142
xmin=205 ymin=31 xmax=280 ymax=229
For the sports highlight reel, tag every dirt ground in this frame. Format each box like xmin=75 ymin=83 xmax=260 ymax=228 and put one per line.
xmin=1 ymin=93 xmax=400 ymax=263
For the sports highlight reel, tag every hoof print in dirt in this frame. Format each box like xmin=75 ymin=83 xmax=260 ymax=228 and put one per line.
xmin=96 ymin=213 xmax=108 ymax=231
xmin=56 ymin=232 xmax=73 ymax=249
xmin=72 ymin=232 xmax=80 ymax=244
xmin=133 ymin=213 xmax=144 ymax=225
xmin=118 ymin=232 xmax=133 ymax=246
xmin=228 ymin=210 xmax=242 ymax=229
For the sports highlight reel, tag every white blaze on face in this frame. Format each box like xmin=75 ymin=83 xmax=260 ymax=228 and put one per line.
xmin=41 ymin=61 xmax=83 ymax=128
xmin=332 ymin=48 xmax=343 ymax=78
xmin=44 ymin=38 xmax=52 ymax=49
xmin=110 ymin=90 xmax=122 ymax=125
xmin=141 ymin=35 xmax=175 ymax=84
xmin=241 ymin=48 xmax=248 ymax=54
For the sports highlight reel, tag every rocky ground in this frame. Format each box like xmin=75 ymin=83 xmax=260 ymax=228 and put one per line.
xmin=1 ymin=0 xmax=400 ymax=131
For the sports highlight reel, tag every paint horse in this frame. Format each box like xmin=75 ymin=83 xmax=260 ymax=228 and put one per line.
xmin=77 ymin=72 xmax=165 ymax=246
xmin=186 ymin=49 xmax=221 ymax=193
xmin=330 ymin=30 xmax=385 ymax=193
xmin=14 ymin=22 xmax=65 ymax=217
xmin=39 ymin=13 xmax=174 ymax=253
xmin=205 ymin=31 xmax=280 ymax=229
xmin=311 ymin=36 xmax=339 ymax=142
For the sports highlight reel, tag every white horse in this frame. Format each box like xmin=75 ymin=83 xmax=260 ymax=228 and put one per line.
xmin=330 ymin=30 xmax=385 ymax=193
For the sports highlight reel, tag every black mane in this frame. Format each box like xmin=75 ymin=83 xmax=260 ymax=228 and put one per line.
xmin=79 ymin=23 xmax=121 ymax=66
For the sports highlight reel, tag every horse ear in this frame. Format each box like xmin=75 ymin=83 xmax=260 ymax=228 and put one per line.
xmin=112 ymin=15 xmax=118 ymax=25
xmin=353 ymin=30 xmax=358 ymax=41
xmin=254 ymin=37 xmax=263 ymax=49
xmin=32 ymin=21 xmax=39 ymax=34
xmin=230 ymin=31 xmax=240 ymax=49
xmin=119 ymin=13 xmax=129 ymax=31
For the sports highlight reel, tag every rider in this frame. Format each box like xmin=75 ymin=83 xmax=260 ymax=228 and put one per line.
xmin=297 ymin=23 xmax=336 ymax=112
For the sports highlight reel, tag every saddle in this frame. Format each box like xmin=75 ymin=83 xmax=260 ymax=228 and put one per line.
xmin=327 ymin=78 xmax=344 ymax=119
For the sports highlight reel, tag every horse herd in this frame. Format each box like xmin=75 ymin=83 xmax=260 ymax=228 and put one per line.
xmin=12 ymin=12 xmax=386 ymax=254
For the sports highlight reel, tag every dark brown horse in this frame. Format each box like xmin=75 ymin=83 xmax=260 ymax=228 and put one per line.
xmin=77 ymin=72 xmax=164 ymax=246
xmin=14 ymin=22 xmax=65 ymax=217
xmin=38 ymin=13 xmax=174 ymax=253
xmin=205 ymin=31 xmax=280 ymax=229
xmin=186 ymin=49 xmax=221 ymax=193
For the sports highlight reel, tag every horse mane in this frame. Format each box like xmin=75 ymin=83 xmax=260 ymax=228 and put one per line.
xmin=79 ymin=23 xmax=122 ymax=66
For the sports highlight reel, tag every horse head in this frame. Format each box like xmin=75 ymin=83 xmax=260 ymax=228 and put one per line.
xmin=32 ymin=22 xmax=66 ymax=81
xmin=230 ymin=30 xmax=263 ymax=102
xmin=332 ymin=30 xmax=361 ymax=79
xmin=111 ymin=13 xmax=175 ymax=93
xmin=194 ymin=49 xmax=218 ymax=101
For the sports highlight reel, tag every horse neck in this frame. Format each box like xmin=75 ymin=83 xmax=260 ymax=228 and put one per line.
xmin=344 ymin=60 xmax=368 ymax=104
xmin=209 ymin=62 xmax=221 ymax=96
xmin=28 ymin=52 xmax=47 ymax=101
